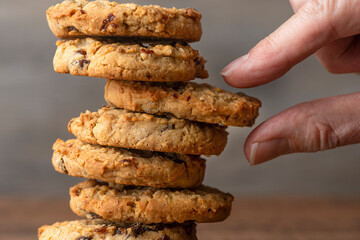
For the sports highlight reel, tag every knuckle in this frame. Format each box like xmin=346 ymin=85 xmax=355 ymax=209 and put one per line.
xmin=303 ymin=117 xmax=340 ymax=152
xmin=305 ymin=0 xmax=335 ymax=15
xmin=286 ymin=102 xmax=341 ymax=152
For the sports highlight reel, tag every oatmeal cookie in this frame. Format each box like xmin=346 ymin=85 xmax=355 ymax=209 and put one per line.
xmin=68 ymin=107 xmax=228 ymax=155
xmin=105 ymin=80 xmax=261 ymax=126
xmin=54 ymin=38 xmax=208 ymax=81
xmin=38 ymin=219 xmax=197 ymax=240
xmin=46 ymin=0 xmax=202 ymax=42
xmin=52 ymin=138 xmax=206 ymax=188
xmin=70 ymin=180 xmax=234 ymax=224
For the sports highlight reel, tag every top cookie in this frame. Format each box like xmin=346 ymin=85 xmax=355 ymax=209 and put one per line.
xmin=46 ymin=0 xmax=202 ymax=42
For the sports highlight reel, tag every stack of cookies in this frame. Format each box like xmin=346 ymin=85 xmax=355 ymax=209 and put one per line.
xmin=39 ymin=0 xmax=261 ymax=239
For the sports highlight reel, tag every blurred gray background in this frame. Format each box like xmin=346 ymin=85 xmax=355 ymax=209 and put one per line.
xmin=1 ymin=0 xmax=359 ymax=197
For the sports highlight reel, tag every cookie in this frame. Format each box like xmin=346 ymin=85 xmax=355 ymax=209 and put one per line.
xmin=54 ymin=38 xmax=208 ymax=82
xmin=68 ymin=107 xmax=228 ymax=155
xmin=38 ymin=219 xmax=197 ymax=240
xmin=105 ymin=80 xmax=261 ymax=127
xmin=52 ymin=139 xmax=206 ymax=188
xmin=46 ymin=0 xmax=202 ymax=42
xmin=70 ymin=180 xmax=234 ymax=224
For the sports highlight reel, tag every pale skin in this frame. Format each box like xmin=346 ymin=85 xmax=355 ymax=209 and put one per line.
xmin=221 ymin=0 xmax=360 ymax=165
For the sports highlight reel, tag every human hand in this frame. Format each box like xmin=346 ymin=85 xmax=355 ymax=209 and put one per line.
xmin=221 ymin=0 xmax=360 ymax=165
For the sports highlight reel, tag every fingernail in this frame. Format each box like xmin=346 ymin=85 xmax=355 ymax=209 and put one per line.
xmin=249 ymin=138 xmax=291 ymax=165
xmin=221 ymin=53 xmax=249 ymax=78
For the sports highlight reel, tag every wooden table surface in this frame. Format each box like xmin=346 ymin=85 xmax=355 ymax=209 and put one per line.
xmin=1 ymin=196 xmax=359 ymax=240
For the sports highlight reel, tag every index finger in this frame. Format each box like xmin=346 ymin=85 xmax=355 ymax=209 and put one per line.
xmin=221 ymin=0 xmax=353 ymax=88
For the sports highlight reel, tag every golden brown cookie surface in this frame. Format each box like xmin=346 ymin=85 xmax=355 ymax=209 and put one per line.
xmin=52 ymin=139 xmax=206 ymax=188
xmin=38 ymin=219 xmax=198 ymax=240
xmin=47 ymin=0 xmax=202 ymax=42
xmin=68 ymin=107 xmax=228 ymax=155
xmin=105 ymin=80 xmax=261 ymax=126
xmin=53 ymin=38 xmax=208 ymax=82
xmin=70 ymin=180 xmax=234 ymax=224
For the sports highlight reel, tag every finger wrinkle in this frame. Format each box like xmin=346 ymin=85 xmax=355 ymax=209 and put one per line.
xmin=300 ymin=114 xmax=340 ymax=152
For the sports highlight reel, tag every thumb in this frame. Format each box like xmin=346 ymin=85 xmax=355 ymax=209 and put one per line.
xmin=221 ymin=0 xmax=359 ymax=88
xmin=245 ymin=92 xmax=360 ymax=165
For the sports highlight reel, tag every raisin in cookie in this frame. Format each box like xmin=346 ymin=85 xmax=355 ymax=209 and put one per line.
xmin=47 ymin=0 xmax=202 ymax=42
xmin=52 ymin=139 xmax=206 ymax=188
xmin=38 ymin=219 xmax=197 ymax=240
xmin=68 ymin=107 xmax=228 ymax=155
xmin=70 ymin=180 xmax=234 ymax=224
xmin=105 ymin=80 xmax=261 ymax=126
xmin=54 ymin=38 xmax=208 ymax=81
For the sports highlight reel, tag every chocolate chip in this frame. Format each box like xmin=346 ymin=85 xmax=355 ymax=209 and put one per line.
xmin=124 ymin=148 xmax=185 ymax=165
xmin=141 ymin=48 xmax=155 ymax=54
xmin=167 ymin=82 xmax=187 ymax=92
xmin=76 ymin=237 xmax=92 ymax=240
xmin=160 ymin=124 xmax=175 ymax=132
xmin=171 ymin=158 xmax=186 ymax=165
xmin=102 ymin=13 xmax=116 ymax=31
xmin=69 ymin=9 xmax=76 ymax=17
xmin=161 ymin=15 xmax=169 ymax=23
xmin=73 ymin=59 xmax=90 ymax=68
xmin=76 ymin=49 xmax=87 ymax=55
xmin=67 ymin=26 xmax=79 ymax=32
xmin=74 ymin=188 xmax=81 ymax=196
xmin=126 ymin=216 xmax=134 ymax=222
xmin=58 ymin=157 xmax=68 ymax=174
xmin=131 ymin=223 xmax=157 ymax=237
xmin=159 ymin=234 xmax=171 ymax=240
xmin=89 ymin=212 xmax=101 ymax=219
xmin=120 ymin=158 xmax=136 ymax=167
xmin=172 ymin=93 xmax=178 ymax=99
xmin=95 ymin=226 xmax=107 ymax=233
xmin=115 ymin=227 xmax=126 ymax=235
xmin=194 ymin=57 xmax=201 ymax=65
xmin=80 ymin=10 xmax=85 ymax=14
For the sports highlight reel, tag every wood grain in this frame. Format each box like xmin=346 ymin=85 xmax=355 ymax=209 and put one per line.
xmin=1 ymin=196 xmax=359 ymax=239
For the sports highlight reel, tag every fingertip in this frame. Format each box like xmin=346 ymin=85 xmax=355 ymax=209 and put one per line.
xmin=221 ymin=54 xmax=249 ymax=88
xmin=221 ymin=50 xmax=290 ymax=88
xmin=243 ymin=131 xmax=257 ymax=165
xmin=221 ymin=54 xmax=249 ymax=77
xmin=243 ymin=118 xmax=292 ymax=165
